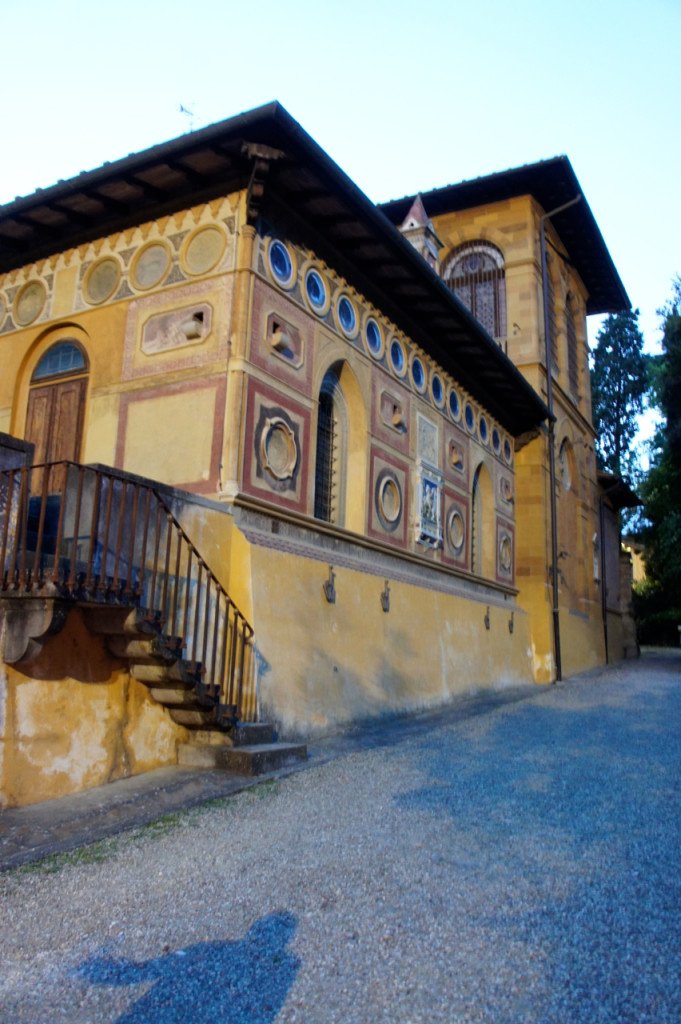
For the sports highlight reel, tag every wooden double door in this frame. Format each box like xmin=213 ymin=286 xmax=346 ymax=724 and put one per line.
xmin=25 ymin=376 xmax=87 ymax=482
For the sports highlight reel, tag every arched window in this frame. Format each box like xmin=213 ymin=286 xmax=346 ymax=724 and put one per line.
xmin=443 ymin=242 xmax=506 ymax=339
xmin=545 ymin=254 xmax=559 ymax=371
xmin=566 ymin=294 xmax=579 ymax=396
xmin=471 ymin=462 xmax=495 ymax=577
xmin=314 ymin=368 xmax=346 ymax=525
xmin=313 ymin=362 xmax=368 ymax=532
xmin=557 ymin=437 xmax=584 ymax=605
xmin=25 ymin=340 xmax=89 ymax=468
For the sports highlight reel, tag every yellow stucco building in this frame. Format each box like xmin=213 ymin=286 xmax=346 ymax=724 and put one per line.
xmin=0 ymin=104 xmax=634 ymax=807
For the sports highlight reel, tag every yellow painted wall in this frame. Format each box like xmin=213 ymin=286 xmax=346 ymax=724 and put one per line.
xmin=246 ymin=540 xmax=532 ymax=736
xmin=0 ymin=608 xmax=187 ymax=808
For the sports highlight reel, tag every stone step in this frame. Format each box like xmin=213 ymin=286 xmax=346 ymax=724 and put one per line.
xmin=169 ymin=708 xmax=217 ymax=728
xmin=131 ymin=661 xmax=201 ymax=686
xmin=107 ymin=635 xmax=180 ymax=662
xmin=82 ymin=606 xmax=160 ymax=636
xmin=149 ymin=687 xmax=205 ymax=708
xmin=177 ymin=741 xmax=307 ymax=775
xmin=185 ymin=722 xmax=275 ymax=747
xmin=230 ymin=722 xmax=275 ymax=746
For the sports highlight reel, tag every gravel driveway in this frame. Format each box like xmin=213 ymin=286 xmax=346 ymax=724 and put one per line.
xmin=1 ymin=650 xmax=679 ymax=1023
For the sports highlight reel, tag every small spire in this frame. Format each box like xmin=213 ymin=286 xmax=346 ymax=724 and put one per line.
xmin=400 ymin=193 xmax=430 ymax=231
xmin=397 ymin=194 xmax=443 ymax=272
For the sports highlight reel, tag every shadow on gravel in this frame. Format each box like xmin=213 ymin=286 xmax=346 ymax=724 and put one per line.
xmin=394 ymin=675 xmax=681 ymax=1022
xmin=75 ymin=911 xmax=300 ymax=1023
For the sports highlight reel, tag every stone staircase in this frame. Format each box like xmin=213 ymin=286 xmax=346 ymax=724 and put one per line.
xmin=82 ymin=606 xmax=307 ymax=776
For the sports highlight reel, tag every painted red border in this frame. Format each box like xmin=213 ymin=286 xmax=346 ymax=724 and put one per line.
xmin=441 ymin=486 xmax=470 ymax=570
xmin=495 ymin=516 xmax=515 ymax=585
xmin=367 ymin=445 xmax=410 ymax=548
xmin=242 ymin=376 xmax=312 ymax=515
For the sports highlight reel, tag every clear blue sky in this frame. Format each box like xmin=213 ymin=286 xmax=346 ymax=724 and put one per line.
xmin=2 ymin=0 xmax=679 ymax=357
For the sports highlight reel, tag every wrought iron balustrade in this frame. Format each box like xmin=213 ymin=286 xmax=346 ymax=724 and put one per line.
xmin=0 ymin=461 xmax=255 ymax=721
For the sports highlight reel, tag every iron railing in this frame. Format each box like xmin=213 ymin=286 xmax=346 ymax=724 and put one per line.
xmin=0 ymin=461 xmax=256 ymax=722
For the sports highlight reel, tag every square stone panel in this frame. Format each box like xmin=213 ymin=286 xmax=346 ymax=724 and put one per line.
xmin=368 ymin=446 xmax=410 ymax=548
xmin=242 ymin=378 xmax=312 ymax=515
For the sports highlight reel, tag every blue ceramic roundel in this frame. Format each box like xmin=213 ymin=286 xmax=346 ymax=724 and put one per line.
xmin=338 ymin=296 xmax=356 ymax=334
xmin=305 ymin=269 xmax=327 ymax=310
xmin=269 ymin=241 xmax=293 ymax=284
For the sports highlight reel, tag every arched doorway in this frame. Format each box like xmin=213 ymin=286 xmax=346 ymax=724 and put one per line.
xmin=25 ymin=341 xmax=88 ymax=467
xmin=313 ymin=361 xmax=367 ymax=531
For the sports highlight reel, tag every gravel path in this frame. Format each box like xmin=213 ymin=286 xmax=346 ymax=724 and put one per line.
xmin=1 ymin=651 xmax=679 ymax=1023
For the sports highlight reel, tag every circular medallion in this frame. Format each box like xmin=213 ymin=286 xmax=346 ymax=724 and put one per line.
xmin=376 ymin=470 xmax=402 ymax=532
xmin=260 ymin=417 xmax=298 ymax=481
xmin=465 ymin=403 xmax=476 ymax=433
xmin=449 ymin=389 xmax=460 ymax=421
xmin=14 ymin=281 xmax=47 ymax=326
xmin=84 ymin=257 xmax=121 ymax=304
xmin=499 ymin=534 xmax=512 ymax=572
xmin=183 ymin=227 xmax=227 ymax=276
xmin=132 ymin=243 xmax=171 ymax=290
xmin=446 ymin=508 xmax=465 ymax=553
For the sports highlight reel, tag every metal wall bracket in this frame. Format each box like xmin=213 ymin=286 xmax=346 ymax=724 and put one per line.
xmin=380 ymin=580 xmax=390 ymax=613
xmin=484 ymin=606 xmax=491 ymax=631
xmin=323 ymin=565 xmax=336 ymax=604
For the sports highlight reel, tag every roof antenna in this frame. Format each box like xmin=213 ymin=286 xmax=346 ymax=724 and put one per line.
xmin=179 ymin=103 xmax=195 ymax=133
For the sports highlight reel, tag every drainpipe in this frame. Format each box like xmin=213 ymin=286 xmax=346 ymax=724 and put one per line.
xmin=539 ymin=195 xmax=581 ymax=683
xmin=599 ymin=495 xmax=609 ymax=664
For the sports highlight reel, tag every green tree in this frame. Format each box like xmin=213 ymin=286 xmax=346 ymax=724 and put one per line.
xmin=640 ymin=280 xmax=681 ymax=607
xmin=590 ymin=310 xmax=648 ymax=481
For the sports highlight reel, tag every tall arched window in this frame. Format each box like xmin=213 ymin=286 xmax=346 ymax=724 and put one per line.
xmin=443 ymin=242 xmax=506 ymax=339
xmin=545 ymin=254 xmax=559 ymax=371
xmin=471 ymin=462 xmax=494 ymax=577
xmin=314 ymin=368 xmax=346 ymax=525
xmin=313 ymin=362 xmax=368 ymax=532
xmin=557 ymin=437 xmax=584 ymax=606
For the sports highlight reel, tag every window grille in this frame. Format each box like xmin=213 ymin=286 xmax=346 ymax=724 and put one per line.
xmin=31 ymin=341 xmax=87 ymax=382
xmin=314 ymin=378 xmax=339 ymax=522
xmin=443 ymin=242 xmax=507 ymax=340
xmin=544 ymin=255 xmax=560 ymax=372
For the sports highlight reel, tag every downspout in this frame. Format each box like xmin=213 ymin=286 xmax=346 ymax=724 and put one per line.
xmin=539 ymin=195 xmax=581 ymax=683
xmin=599 ymin=495 xmax=609 ymax=664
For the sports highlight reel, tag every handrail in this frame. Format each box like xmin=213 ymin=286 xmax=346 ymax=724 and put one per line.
xmin=0 ymin=461 xmax=256 ymax=723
